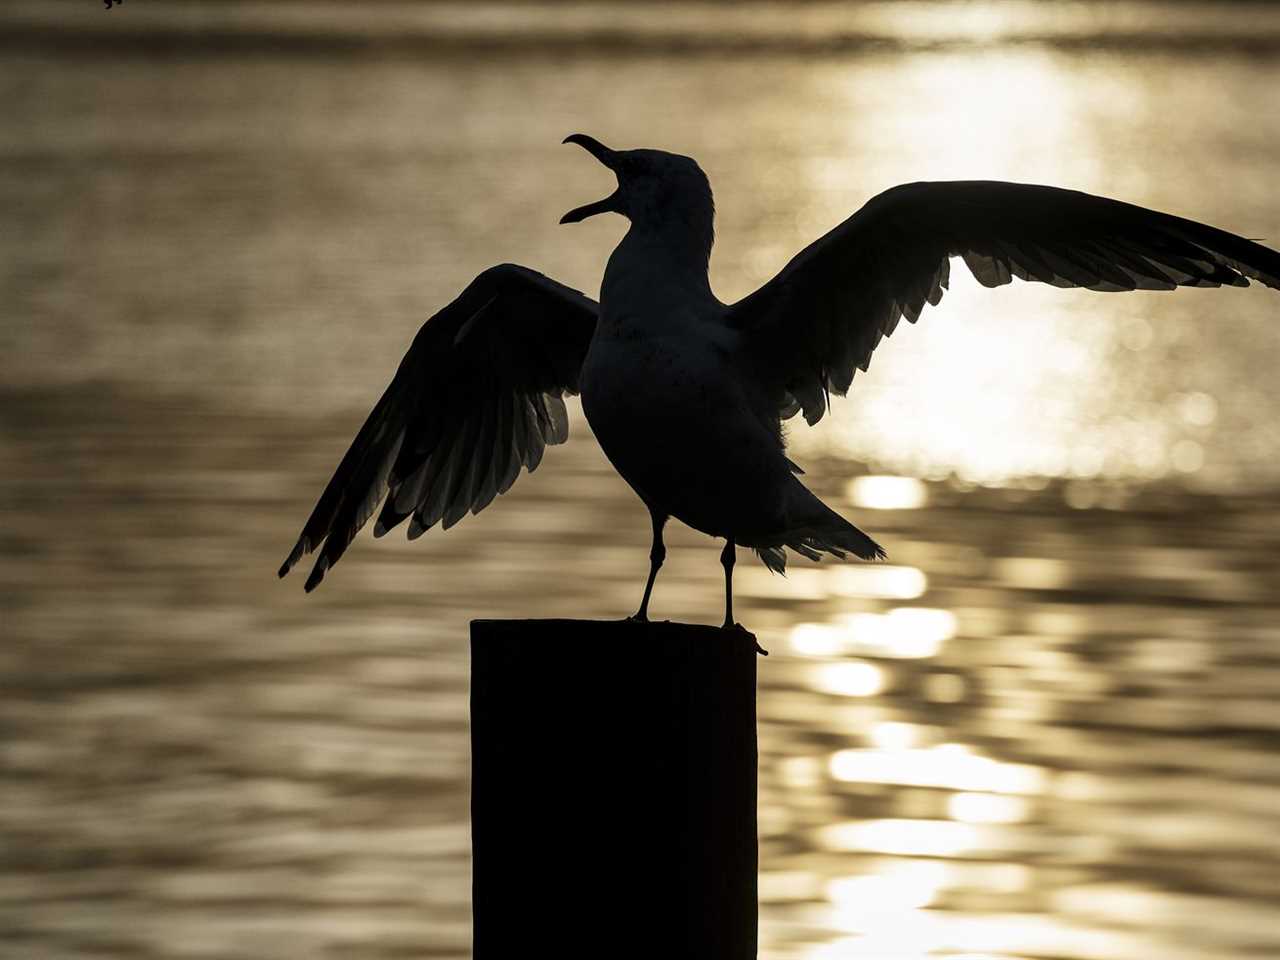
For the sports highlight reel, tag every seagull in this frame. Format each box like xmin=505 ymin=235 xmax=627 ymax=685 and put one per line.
xmin=280 ymin=134 xmax=1280 ymax=628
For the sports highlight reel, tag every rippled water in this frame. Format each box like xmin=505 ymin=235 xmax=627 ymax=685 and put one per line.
xmin=3 ymin=4 xmax=1280 ymax=959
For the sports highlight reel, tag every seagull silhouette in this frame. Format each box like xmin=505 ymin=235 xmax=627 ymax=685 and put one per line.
xmin=280 ymin=134 xmax=1280 ymax=628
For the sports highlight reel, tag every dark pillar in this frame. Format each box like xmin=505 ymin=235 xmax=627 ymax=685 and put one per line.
xmin=470 ymin=619 xmax=758 ymax=960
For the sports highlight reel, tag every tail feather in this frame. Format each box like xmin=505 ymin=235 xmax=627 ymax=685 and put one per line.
xmin=750 ymin=481 xmax=886 ymax=573
xmin=785 ymin=523 xmax=886 ymax=563
xmin=755 ymin=545 xmax=788 ymax=574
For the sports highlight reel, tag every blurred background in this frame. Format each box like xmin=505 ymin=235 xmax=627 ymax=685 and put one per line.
xmin=3 ymin=1 xmax=1280 ymax=958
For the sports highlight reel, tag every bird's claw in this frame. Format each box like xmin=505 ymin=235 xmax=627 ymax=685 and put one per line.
xmin=721 ymin=620 xmax=768 ymax=655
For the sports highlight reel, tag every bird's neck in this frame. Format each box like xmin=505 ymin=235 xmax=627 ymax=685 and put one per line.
xmin=602 ymin=219 xmax=715 ymax=315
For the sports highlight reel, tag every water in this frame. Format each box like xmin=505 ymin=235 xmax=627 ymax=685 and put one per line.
xmin=3 ymin=3 xmax=1280 ymax=958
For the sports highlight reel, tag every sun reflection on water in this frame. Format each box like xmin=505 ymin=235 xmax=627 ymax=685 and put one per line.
xmin=811 ymin=661 xmax=888 ymax=698
xmin=827 ymin=859 xmax=946 ymax=914
xmin=776 ymin=47 xmax=1270 ymax=491
xmin=948 ymin=792 xmax=1032 ymax=825
xmin=829 ymin=744 xmax=1046 ymax=795
xmin=847 ymin=475 xmax=929 ymax=510
xmin=817 ymin=819 xmax=983 ymax=858
xmin=786 ymin=583 xmax=1055 ymax=959
xmin=841 ymin=608 xmax=956 ymax=658
xmin=789 ymin=607 xmax=954 ymax=659
xmin=867 ymin=720 xmax=927 ymax=751
xmin=828 ymin=566 xmax=928 ymax=601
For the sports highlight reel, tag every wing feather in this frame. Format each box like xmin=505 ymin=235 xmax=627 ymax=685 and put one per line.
xmin=494 ymin=391 xmax=521 ymax=496
xmin=727 ymin=180 xmax=1280 ymax=425
xmin=281 ymin=263 xmax=596 ymax=590
xmin=440 ymin=404 xmax=486 ymax=531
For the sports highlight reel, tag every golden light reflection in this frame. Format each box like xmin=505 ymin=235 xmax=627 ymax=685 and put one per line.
xmin=758 ymin=870 xmax=821 ymax=903
xmin=960 ymin=863 xmax=1033 ymax=896
xmin=788 ymin=607 xmax=954 ymax=659
xmin=990 ymin=557 xmax=1070 ymax=591
xmin=737 ymin=567 xmax=829 ymax=601
xmin=805 ymin=934 xmax=928 ymax=960
xmin=783 ymin=49 xmax=1231 ymax=488
xmin=1054 ymin=770 xmax=1105 ymax=803
xmin=1176 ymin=391 xmax=1217 ymax=427
xmin=1171 ymin=439 xmax=1205 ymax=474
xmin=788 ymin=51 xmax=1114 ymax=486
xmin=778 ymin=755 xmax=824 ymax=790
xmin=840 ymin=607 xmax=956 ymax=658
xmin=847 ymin=475 xmax=928 ymax=510
xmin=830 ymin=744 xmax=1046 ymax=795
xmin=826 ymin=860 xmax=947 ymax=916
xmin=811 ymin=661 xmax=887 ymax=698
xmin=924 ymin=912 xmax=1141 ymax=959
xmin=807 ymin=926 xmax=1028 ymax=960
xmin=823 ymin=912 xmax=944 ymax=958
xmin=867 ymin=720 xmax=926 ymax=751
xmin=817 ymin=818 xmax=980 ymax=857
xmin=820 ymin=867 xmax=946 ymax=956
xmin=790 ymin=622 xmax=847 ymax=657
xmin=828 ymin=566 xmax=927 ymax=600
xmin=948 ymin=792 xmax=1032 ymax=825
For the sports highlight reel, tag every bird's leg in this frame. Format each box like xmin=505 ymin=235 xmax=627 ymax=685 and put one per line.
xmin=720 ymin=537 xmax=736 ymax=630
xmin=631 ymin=509 xmax=667 ymax=622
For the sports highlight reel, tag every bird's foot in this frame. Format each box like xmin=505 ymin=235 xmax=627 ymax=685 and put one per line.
xmin=721 ymin=620 xmax=768 ymax=655
xmin=627 ymin=612 xmax=650 ymax=624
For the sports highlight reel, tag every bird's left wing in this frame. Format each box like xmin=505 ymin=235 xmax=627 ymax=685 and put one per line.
xmin=279 ymin=263 xmax=597 ymax=591
xmin=726 ymin=180 xmax=1280 ymax=425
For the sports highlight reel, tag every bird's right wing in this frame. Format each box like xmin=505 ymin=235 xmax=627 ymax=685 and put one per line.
xmin=726 ymin=180 xmax=1280 ymax=425
xmin=279 ymin=263 xmax=597 ymax=591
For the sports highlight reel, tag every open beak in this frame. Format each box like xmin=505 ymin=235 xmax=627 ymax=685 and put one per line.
xmin=560 ymin=134 xmax=622 ymax=224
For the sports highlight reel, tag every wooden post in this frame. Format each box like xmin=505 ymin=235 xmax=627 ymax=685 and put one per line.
xmin=470 ymin=619 xmax=758 ymax=960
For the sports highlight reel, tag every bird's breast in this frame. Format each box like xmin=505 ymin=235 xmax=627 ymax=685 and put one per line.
xmin=581 ymin=324 xmax=722 ymax=434
xmin=579 ymin=316 xmax=785 ymax=531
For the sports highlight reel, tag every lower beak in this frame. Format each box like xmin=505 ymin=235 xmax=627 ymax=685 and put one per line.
xmin=560 ymin=191 xmax=622 ymax=224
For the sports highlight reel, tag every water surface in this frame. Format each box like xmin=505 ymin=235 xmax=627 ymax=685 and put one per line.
xmin=3 ymin=4 xmax=1280 ymax=959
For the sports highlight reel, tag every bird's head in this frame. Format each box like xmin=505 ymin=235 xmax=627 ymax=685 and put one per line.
xmin=559 ymin=135 xmax=714 ymax=248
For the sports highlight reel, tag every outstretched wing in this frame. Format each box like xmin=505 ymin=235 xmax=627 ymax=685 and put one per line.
xmin=279 ymin=263 xmax=597 ymax=591
xmin=727 ymin=180 xmax=1280 ymax=425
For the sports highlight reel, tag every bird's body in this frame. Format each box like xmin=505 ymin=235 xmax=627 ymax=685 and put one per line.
xmin=583 ymin=209 xmax=878 ymax=573
xmin=587 ymin=226 xmax=767 ymax=537
xmin=279 ymin=134 xmax=1280 ymax=627
xmin=583 ymin=318 xmax=747 ymax=537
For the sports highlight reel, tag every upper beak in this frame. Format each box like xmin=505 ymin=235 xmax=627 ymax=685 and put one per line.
xmin=560 ymin=134 xmax=622 ymax=224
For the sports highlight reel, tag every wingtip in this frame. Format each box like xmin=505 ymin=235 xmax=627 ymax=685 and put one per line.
xmin=278 ymin=539 xmax=306 ymax=579
xmin=303 ymin=557 xmax=328 ymax=593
